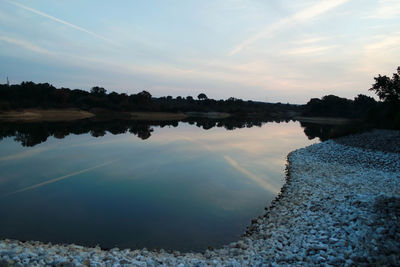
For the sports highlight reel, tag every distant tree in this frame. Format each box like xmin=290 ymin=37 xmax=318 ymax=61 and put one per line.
xmin=303 ymin=95 xmax=353 ymax=117
xmin=369 ymin=66 xmax=400 ymax=104
xmin=90 ymin=86 xmax=106 ymax=96
xmin=108 ymin=91 xmax=121 ymax=104
xmin=354 ymin=94 xmax=376 ymax=107
xmin=137 ymin=90 xmax=152 ymax=100
xmin=198 ymin=93 xmax=208 ymax=100
xmin=186 ymin=96 xmax=194 ymax=101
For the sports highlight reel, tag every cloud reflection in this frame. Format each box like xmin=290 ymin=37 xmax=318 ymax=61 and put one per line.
xmin=223 ymin=155 xmax=279 ymax=194
xmin=2 ymin=159 xmax=119 ymax=197
xmin=0 ymin=146 xmax=51 ymax=162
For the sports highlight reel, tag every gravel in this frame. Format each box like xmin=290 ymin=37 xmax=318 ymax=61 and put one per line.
xmin=334 ymin=128 xmax=400 ymax=153
xmin=1 ymin=129 xmax=399 ymax=266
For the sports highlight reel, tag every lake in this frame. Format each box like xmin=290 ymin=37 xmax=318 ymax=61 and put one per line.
xmin=0 ymin=120 xmax=317 ymax=251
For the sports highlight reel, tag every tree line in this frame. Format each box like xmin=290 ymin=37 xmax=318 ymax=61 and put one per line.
xmin=0 ymin=82 xmax=298 ymax=116
xmin=303 ymin=66 xmax=400 ymax=129
xmin=1 ymin=66 xmax=399 ymax=128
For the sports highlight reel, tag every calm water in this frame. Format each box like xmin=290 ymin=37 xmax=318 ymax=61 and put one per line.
xmin=0 ymin=121 xmax=317 ymax=251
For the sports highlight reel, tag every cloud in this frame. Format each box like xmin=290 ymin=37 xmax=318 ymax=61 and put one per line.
xmin=5 ymin=0 xmax=117 ymax=45
xmin=285 ymin=45 xmax=337 ymax=55
xmin=0 ymin=35 xmax=53 ymax=55
xmin=229 ymin=0 xmax=350 ymax=56
xmin=294 ymin=36 xmax=330 ymax=45
xmin=364 ymin=33 xmax=400 ymax=51
xmin=354 ymin=33 xmax=400 ymax=74
xmin=365 ymin=0 xmax=400 ymax=19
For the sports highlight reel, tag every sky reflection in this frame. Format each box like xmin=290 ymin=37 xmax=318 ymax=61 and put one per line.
xmin=0 ymin=121 xmax=317 ymax=251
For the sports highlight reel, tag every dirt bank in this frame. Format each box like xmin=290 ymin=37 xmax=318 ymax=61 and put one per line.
xmin=0 ymin=109 xmax=95 ymax=122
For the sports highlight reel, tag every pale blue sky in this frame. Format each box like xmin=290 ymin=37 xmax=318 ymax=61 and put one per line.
xmin=0 ymin=0 xmax=399 ymax=103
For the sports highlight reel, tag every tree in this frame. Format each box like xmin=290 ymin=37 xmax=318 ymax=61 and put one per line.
xmin=137 ymin=90 xmax=152 ymax=100
xmin=198 ymin=93 xmax=208 ymax=100
xmin=130 ymin=90 xmax=152 ymax=104
xmin=354 ymin=94 xmax=376 ymax=108
xmin=369 ymin=66 xmax=400 ymax=104
xmin=90 ymin=86 xmax=106 ymax=96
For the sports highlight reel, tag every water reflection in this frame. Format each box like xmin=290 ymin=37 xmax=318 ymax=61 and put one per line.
xmin=0 ymin=116 xmax=361 ymax=149
xmin=300 ymin=121 xmax=365 ymax=141
xmin=0 ymin=117 xmax=291 ymax=147
xmin=0 ymin=120 xmax=317 ymax=251
xmin=3 ymin=159 xmax=119 ymax=197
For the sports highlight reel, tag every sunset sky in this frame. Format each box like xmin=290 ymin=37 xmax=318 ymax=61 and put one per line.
xmin=0 ymin=0 xmax=399 ymax=103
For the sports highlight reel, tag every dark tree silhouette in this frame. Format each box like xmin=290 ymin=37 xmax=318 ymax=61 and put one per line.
xmin=369 ymin=66 xmax=400 ymax=104
xmin=137 ymin=90 xmax=152 ymax=100
xmin=198 ymin=93 xmax=208 ymax=100
xmin=0 ymin=81 xmax=301 ymax=116
xmin=91 ymin=86 xmax=107 ymax=95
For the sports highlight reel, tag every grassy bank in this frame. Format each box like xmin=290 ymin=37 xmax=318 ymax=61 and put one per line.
xmin=0 ymin=109 xmax=233 ymax=122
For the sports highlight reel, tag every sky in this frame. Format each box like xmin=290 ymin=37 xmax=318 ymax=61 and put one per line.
xmin=0 ymin=0 xmax=399 ymax=103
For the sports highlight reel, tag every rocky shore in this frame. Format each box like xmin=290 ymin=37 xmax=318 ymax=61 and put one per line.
xmin=1 ymin=129 xmax=399 ymax=266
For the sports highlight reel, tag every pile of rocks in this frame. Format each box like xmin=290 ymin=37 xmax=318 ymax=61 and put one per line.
xmin=1 ymin=129 xmax=399 ymax=266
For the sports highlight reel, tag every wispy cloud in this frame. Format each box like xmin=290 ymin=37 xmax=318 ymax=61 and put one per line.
xmin=294 ymin=36 xmax=330 ymax=45
xmin=354 ymin=32 xmax=400 ymax=74
xmin=0 ymin=35 xmax=53 ymax=55
xmin=229 ymin=0 xmax=350 ymax=56
xmin=5 ymin=0 xmax=117 ymax=45
xmin=285 ymin=45 xmax=337 ymax=55
xmin=364 ymin=33 xmax=400 ymax=51
xmin=365 ymin=0 xmax=400 ymax=19
xmin=2 ymin=159 xmax=119 ymax=197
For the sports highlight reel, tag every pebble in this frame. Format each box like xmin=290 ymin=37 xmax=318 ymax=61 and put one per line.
xmin=0 ymin=129 xmax=399 ymax=266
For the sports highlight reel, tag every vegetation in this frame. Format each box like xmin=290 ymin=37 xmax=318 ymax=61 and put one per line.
xmin=0 ymin=82 xmax=299 ymax=117
xmin=369 ymin=67 xmax=400 ymax=104
xmin=367 ymin=67 xmax=400 ymax=129
xmin=1 ymin=66 xmax=399 ymax=130
xmin=303 ymin=94 xmax=377 ymax=118
xmin=303 ymin=66 xmax=400 ymax=129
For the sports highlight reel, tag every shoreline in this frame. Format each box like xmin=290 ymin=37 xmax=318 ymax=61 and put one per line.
xmin=294 ymin=116 xmax=355 ymax=125
xmin=0 ymin=109 xmax=95 ymax=122
xmin=0 ymin=109 xmax=233 ymax=122
xmin=1 ymin=129 xmax=399 ymax=266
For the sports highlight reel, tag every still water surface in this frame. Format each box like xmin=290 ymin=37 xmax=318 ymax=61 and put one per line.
xmin=0 ymin=121 xmax=317 ymax=251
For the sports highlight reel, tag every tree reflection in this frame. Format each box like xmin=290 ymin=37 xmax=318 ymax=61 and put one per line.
xmin=0 ymin=117 xmax=363 ymax=147
xmin=300 ymin=122 xmax=368 ymax=141
xmin=0 ymin=117 xmax=291 ymax=147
